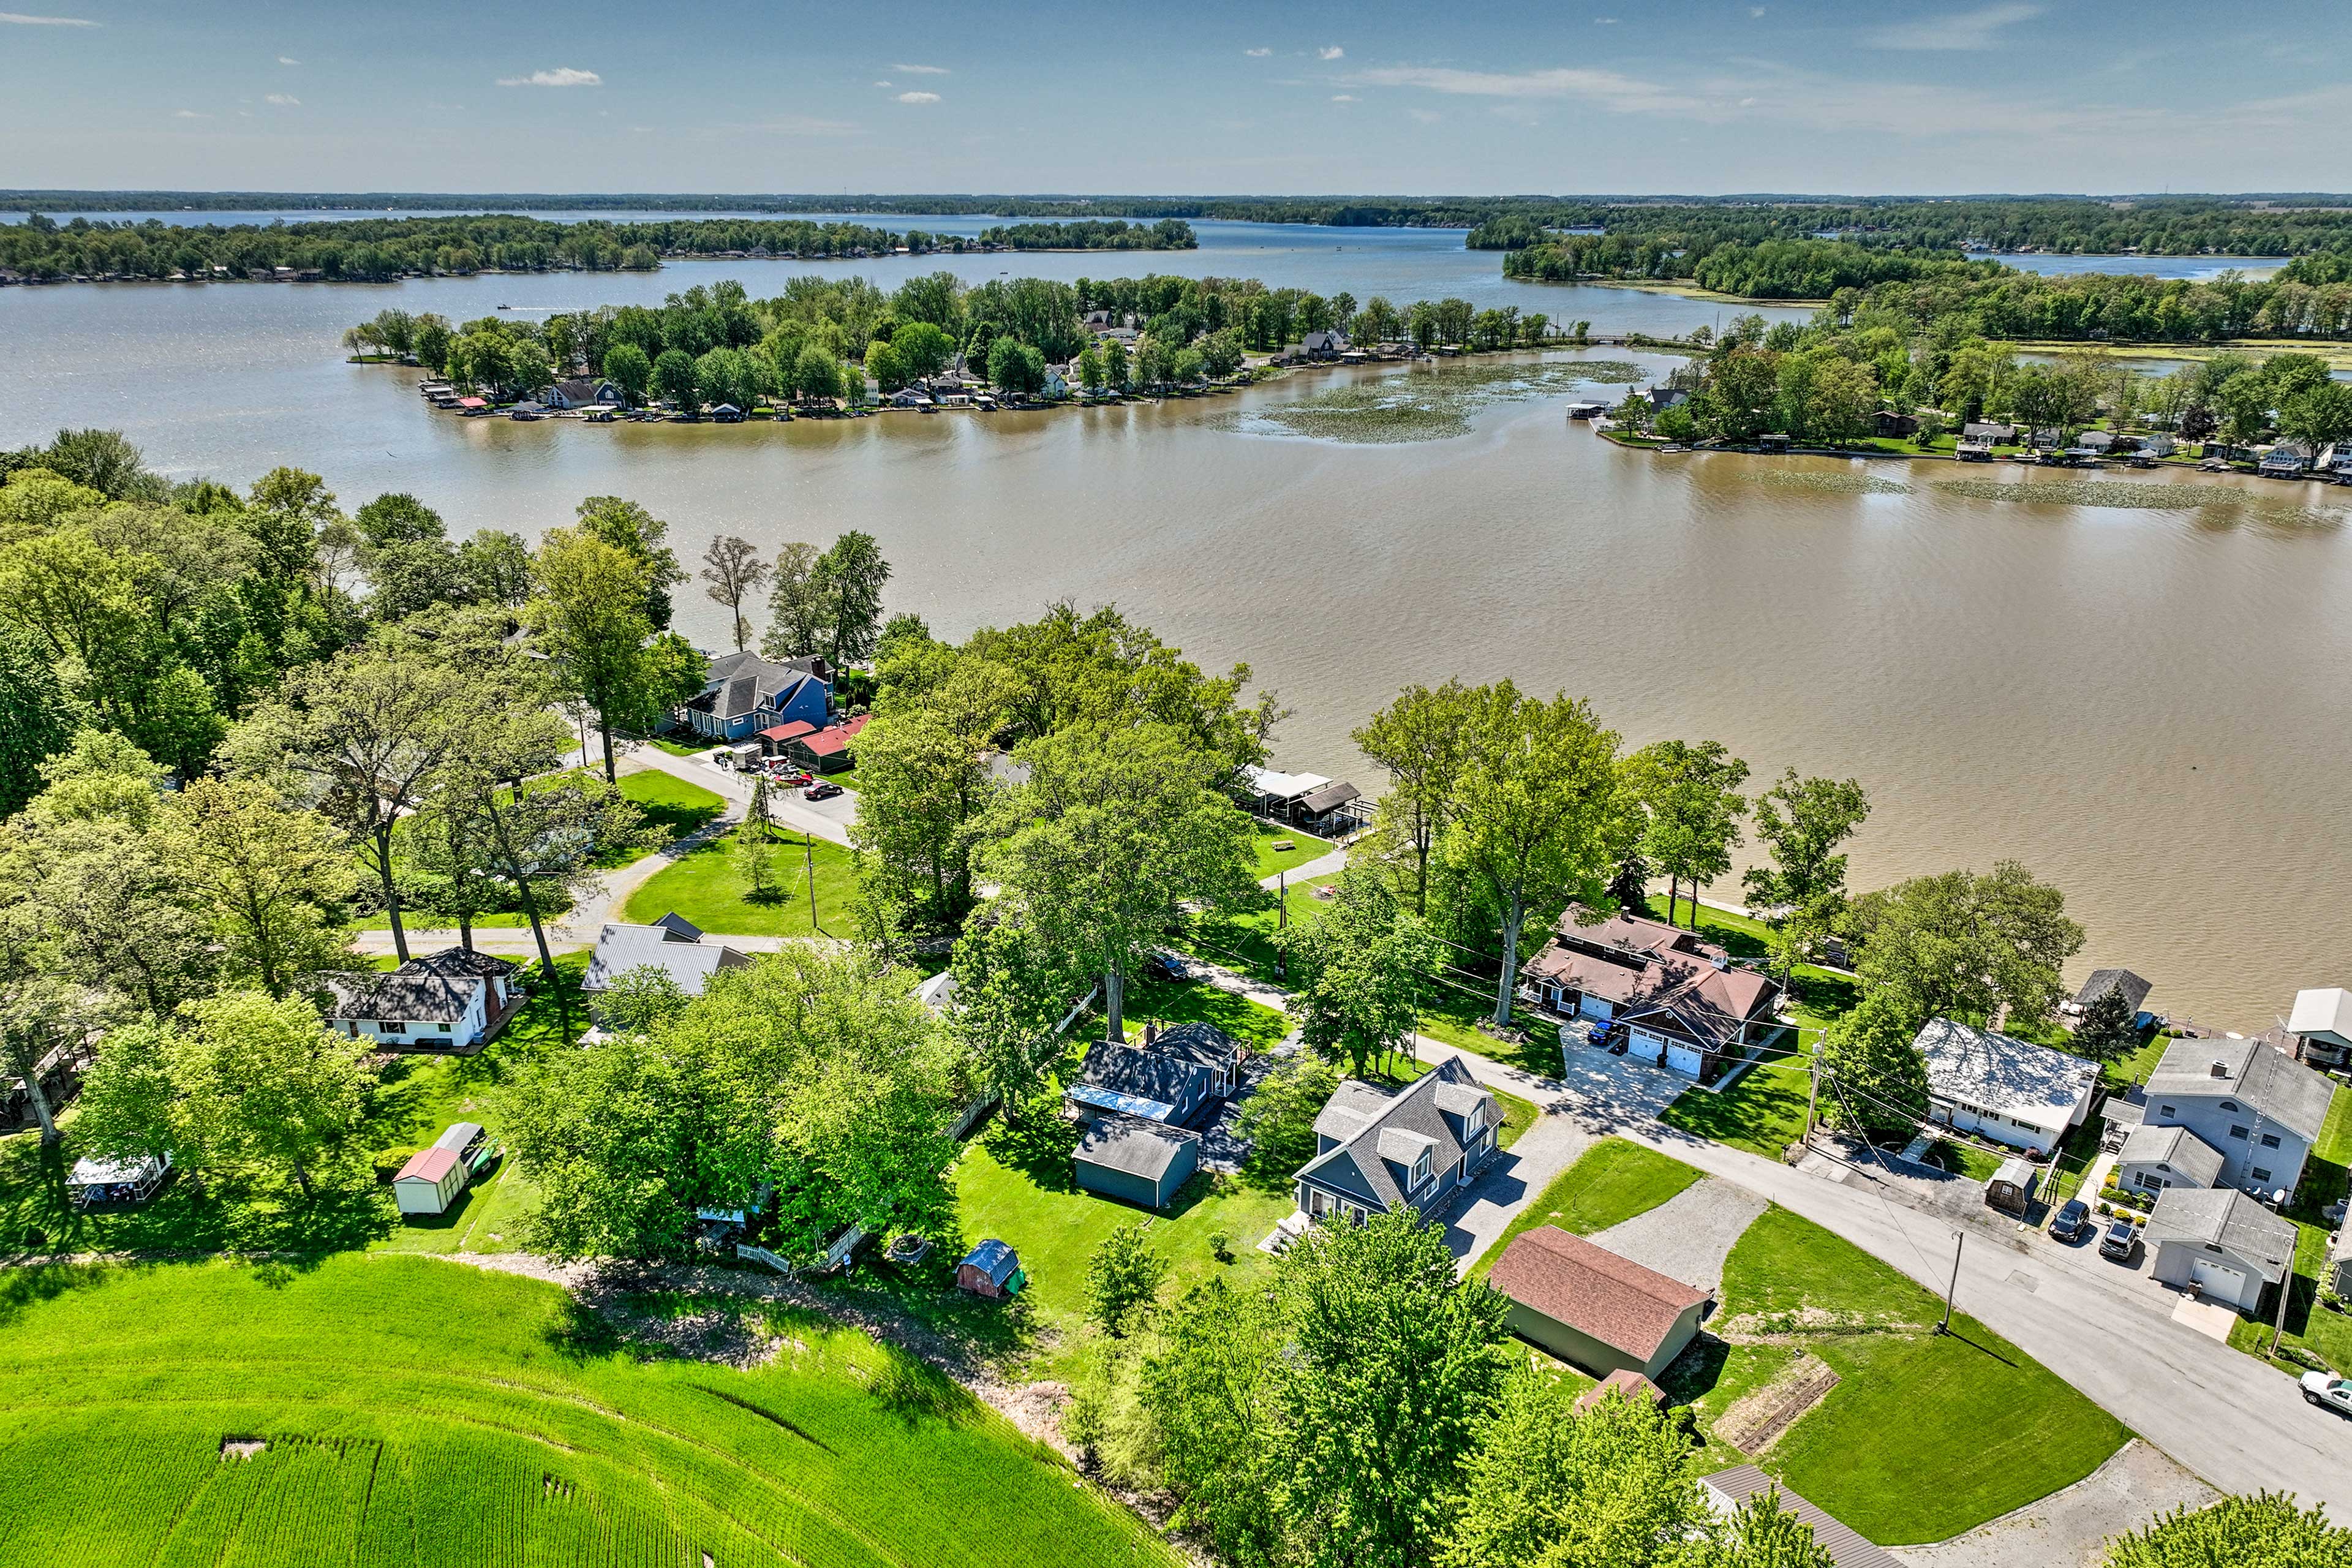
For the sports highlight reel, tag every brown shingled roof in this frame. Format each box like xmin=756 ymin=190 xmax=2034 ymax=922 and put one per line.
xmin=1490 ymin=1227 xmax=1709 ymax=1360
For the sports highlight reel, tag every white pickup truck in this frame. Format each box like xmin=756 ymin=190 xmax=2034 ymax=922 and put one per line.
xmin=2301 ymin=1371 xmax=2352 ymax=1417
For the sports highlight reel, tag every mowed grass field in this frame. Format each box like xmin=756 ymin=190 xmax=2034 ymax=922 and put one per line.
xmin=0 ymin=1255 xmax=1177 ymax=1568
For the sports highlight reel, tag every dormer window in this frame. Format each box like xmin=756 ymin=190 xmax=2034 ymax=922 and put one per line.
xmin=1413 ymin=1150 xmax=1432 ymax=1187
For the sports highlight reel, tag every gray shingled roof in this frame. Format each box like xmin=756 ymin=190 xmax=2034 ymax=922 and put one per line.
xmin=583 ymin=923 xmax=753 ymax=995
xmin=1296 ymin=1057 xmax=1493 ymax=1213
xmin=401 ymin=948 xmax=518 ymax=981
xmin=2143 ymin=1187 xmax=2296 ymax=1280
xmin=1076 ymin=1114 xmax=1200 ymax=1183
xmin=2145 ymin=1035 xmax=2334 ymax=1144
xmin=2117 ymin=1123 xmax=2225 ymax=1188
xmin=1077 ymin=1041 xmax=1217 ymax=1115
xmin=341 ymin=973 xmax=480 ymax=1024
xmin=2075 ymin=968 xmax=2153 ymax=1015
xmin=1142 ymin=1020 xmax=1242 ymax=1072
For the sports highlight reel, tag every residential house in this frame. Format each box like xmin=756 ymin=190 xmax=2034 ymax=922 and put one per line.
xmin=1956 ymin=433 xmax=1996 ymax=461
xmin=326 ymin=948 xmax=526 ymax=1055
xmin=2285 ymin=986 xmax=2352 ymax=1071
xmin=1872 ymin=410 xmax=1918 ymax=439
xmin=1642 ymin=385 xmax=1691 ymax=413
xmin=2143 ymin=1186 xmax=2296 ymax=1313
xmin=2114 ymin=1122 xmax=2226 ymax=1196
xmin=783 ymin=714 xmax=870 ymax=775
xmin=2062 ymin=968 xmax=2154 ymax=1028
xmin=582 ymin=918 xmax=753 ymax=1006
xmin=1292 ymin=1056 xmax=1498 ymax=1223
xmin=1300 ymin=330 xmax=1351 ymax=360
xmin=2130 ymin=432 xmax=2177 ymax=459
xmin=2078 ymin=429 xmax=2116 ymax=453
xmin=1066 ymin=1020 xmax=1244 ymax=1130
xmin=544 ymin=377 xmax=625 ymax=409
xmin=2138 ymin=1033 xmax=2334 ymax=1196
xmin=682 ymin=650 xmax=832 ymax=743
xmin=1914 ymin=1018 xmax=2100 ymax=1158
xmin=2260 ymin=442 xmax=2313 ymax=477
xmin=1518 ymin=905 xmax=1784 ymax=1082
xmin=1962 ymin=421 xmax=2018 ymax=446
xmin=887 ymin=388 xmax=935 ymax=409
xmin=1073 ymin=1113 xmax=1202 ymax=1208
xmin=1702 ymin=1468 xmax=1904 ymax=1568
xmin=1489 ymin=1226 xmax=1711 ymax=1379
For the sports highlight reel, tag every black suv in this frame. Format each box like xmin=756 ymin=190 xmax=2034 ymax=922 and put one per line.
xmin=2049 ymin=1199 xmax=2092 ymax=1243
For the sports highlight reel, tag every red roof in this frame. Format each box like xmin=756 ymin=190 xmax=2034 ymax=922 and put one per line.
xmin=838 ymin=714 xmax=870 ymax=738
xmin=1490 ymin=1227 xmax=1709 ymax=1360
xmin=456 ymin=397 xmax=487 ymax=409
xmin=798 ymin=728 xmax=850 ymax=756
xmin=394 ymin=1146 xmax=461 ymax=1185
xmin=760 ymin=720 xmax=816 ymax=742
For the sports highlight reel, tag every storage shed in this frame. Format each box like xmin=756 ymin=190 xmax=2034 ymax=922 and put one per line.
xmin=1984 ymin=1157 xmax=2037 ymax=1216
xmin=393 ymin=1145 xmax=467 ymax=1216
xmin=1489 ymin=1226 xmax=1710 ymax=1379
xmin=1702 ymin=1466 xmax=1903 ymax=1568
xmin=956 ymin=1239 xmax=1025 ymax=1299
xmin=1073 ymin=1114 xmax=1200 ymax=1208
xmin=67 ymin=1152 xmax=170 ymax=1208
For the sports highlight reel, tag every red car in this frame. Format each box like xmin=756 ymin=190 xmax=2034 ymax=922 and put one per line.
xmin=803 ymin=781 xmax=844 ymax=802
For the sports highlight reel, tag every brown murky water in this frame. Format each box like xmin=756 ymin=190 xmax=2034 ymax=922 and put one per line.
xmin=7 ymin=273 xmax=2350 ymax=1028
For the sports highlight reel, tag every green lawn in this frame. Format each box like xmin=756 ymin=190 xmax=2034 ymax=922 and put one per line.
xmin=622 ymin=830 xmax=858 ymax=937
xmin=1114 ymin=973 xmax=1292 ymax=1050
xmin=0 ymin=1255 xmax=1175 ymax=1567
xmin=0 ymin=954 xmax=589 ymax=1260
xmin=2316 ymin=1085 xmax=2352 ymax=1167
xmin=951 ymin=1128 xmax=1293 ymax=1380
xmin=616 ymin=766 xmax=727 ymax=842
xmin=1175 ymin=873 xmax=1339 ymax=982
xmin=1707 ymin=1205 xmax=2127 ymax=1545
xmin=2228 ymin=1217 xmax=2350 ymax=1373
xmin=1660 ymin=1057 xmax=1812 ymax=1159
xmin=1250 ymin=823 xmax=1334 ymax=880
xmin=1469 ymin=1137 xmax=1706 ymax=1277
xmin=1416 ymin=982 xmax=1566 ymax=1079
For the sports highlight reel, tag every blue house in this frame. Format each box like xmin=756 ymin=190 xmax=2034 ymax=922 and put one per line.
xmin=681 ymin=651 xmax=833 ymax=742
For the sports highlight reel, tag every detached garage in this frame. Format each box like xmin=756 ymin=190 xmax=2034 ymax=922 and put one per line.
xmin=1490 ymin=1226 xmax=1711 ymax=1379
xmin=1073 ymin=1114 xmax=1201 ymax=1209
xmin=2144 ymin=1186 xmax=2296 ymax=1314
xmin=393 ymin=1145 xmax=466 ymax=1216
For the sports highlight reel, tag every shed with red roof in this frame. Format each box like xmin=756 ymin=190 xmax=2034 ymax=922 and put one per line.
xmin=393 ymin=1145 xmax=467 ymax=1216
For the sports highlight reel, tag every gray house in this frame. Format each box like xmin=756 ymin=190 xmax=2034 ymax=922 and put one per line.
xmin=1294 ymin=1056 xmax=1498 ymax=1223
xmin=2114 ymin=1122 xmax=2225 ymax=1196
xmin=2144 ymin=1186 xmax=2296 ymax=1313
xmin=1073 ymin=1113 xmax=1200 ymax=1208
xmin=582 ymin=918 xmax=753 ymax=1007
xmin=1066 ymin=1021 xmax=1243 ymax=1129
xmin=2140 ymin=1035 xmax=2334 ymax=1197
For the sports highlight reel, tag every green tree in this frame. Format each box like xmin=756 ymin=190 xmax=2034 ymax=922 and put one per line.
xmin=1816 ymin=992 xmax=1930 ymax=1136
xmin=1354 ymin=680 xmax=1474 ymax=914
xmin=1276 ymin=868 xmax=1441 ymax=1079
xmin=891 ymin=320 xmax=956 ymax=380
xmin=2105 ymin=1493 xmax=2350 ymax=1568
xmin=1141 ymin=1278 xmax=1287 ymax=1565
xmin=700 ymin=534 xmax=769 ymax=652
xmin=600 ymin=964 xmax=690 ymax=1035
xmin=575 ymin=495 xmax=686 ymax=630
xmin=944 ymin=908 xmax=1085 ymax=1121
xmin=1444 ymin=684 xmax=1626 ymax=1027
xmin=528 ymin=526 xmax=704 ymax=781
xmin=652 ymin=348 xmax=699 ymax=413
xmin=811 ymin=530 xmax=893 ymax=669
xmin=1625 ymin=739 xmax=1749 ymax=929
xmin=793 ymin=343 xmax=842 ymax=402
xmin=1742 ymin=769 xmax=1871 ymax=971
xmin=864 ymin=339 xmax=908 ymax=392
xmin=0 ymin=621 xmax=77 ymax=817
xmin=760 ymin=541 xmax=826 ymax=660
xmin=1077 ymin=345 xmax=1107 ymax=394
xmin=1233 ymin=1051 xmax=1341 ymax=1183
xmin=2071 ymin=978 xmax=2141 ymax=1062
xmin=1087 ymin=1220 xmax=1171 ymax=1336
xmin=156 ymin=777 xmax=354 ymax=997
xmin=847 ymin=704 xmax=994 ymax=930
xmin=456 ymin=529 xmax=533 ymax=608
xmin=601 ymin=342 xmax=652 ymax=405
xmin=78 ymin=990 xmax=372 ymax=1199
xmin=1845 ymin=862 xmax=2086 ymax=1030
xmin=987 ymin=337 xmax=1047 ymax=394
xmin=986 ymin=721 xmax=1259 ymax=1042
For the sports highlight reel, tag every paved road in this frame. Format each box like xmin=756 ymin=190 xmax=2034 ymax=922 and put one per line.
xmin=599 ymin=742 xmax=859 ymax=848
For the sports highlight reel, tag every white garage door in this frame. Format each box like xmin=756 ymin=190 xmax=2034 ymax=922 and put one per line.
xmin=1626 ymin=1028 xmax=1668 ymax=1065
xmin=2190 ymin=1258 xmax=2248 ymax=1305
xmin=1578 ymin=994 xmax=1614 ymax=1022
xmin=1665 ymin=1042 xmax=1704 ymax=1077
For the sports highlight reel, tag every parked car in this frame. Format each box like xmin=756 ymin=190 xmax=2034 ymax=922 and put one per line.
xmin=2049 ymin=1199 xmax=2092 ymax=1243
xmin=2300 ymin=1371 xmax=2352 ymax=1417
xmin=2098 ymin=1218 xmax=2140 ymax=1262
xmin=803 ymin=781 xmax=844 ymax=802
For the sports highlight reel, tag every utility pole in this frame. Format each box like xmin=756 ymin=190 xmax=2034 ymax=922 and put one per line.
xmin=1801 ymin=1038 xmax=1822 ymax=1150
xmin=1937 ymin=1231 xmax=1965 ymax=1335
xmin=1275 ymin=869 xmax=1287 ymax=981
xmin=2271 ymin=1237 xmax=2294 ymax=1355
xmin=805 ymin=832 xmax=817 ymax=934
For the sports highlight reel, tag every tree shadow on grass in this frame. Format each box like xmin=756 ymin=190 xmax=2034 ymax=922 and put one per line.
xmin=982 ymin=1112 xmax=1082 ymax=1193
xmin=0 ymin=1259 xmax=123 ymax=1330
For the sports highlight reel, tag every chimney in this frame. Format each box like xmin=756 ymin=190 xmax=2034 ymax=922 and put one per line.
xmin=1142 ymin=1021 xmax=1158 ymax=1047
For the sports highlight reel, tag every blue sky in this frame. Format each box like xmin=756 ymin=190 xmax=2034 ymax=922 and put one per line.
xmin=4 ymin=1 xmax=2344 ymax=195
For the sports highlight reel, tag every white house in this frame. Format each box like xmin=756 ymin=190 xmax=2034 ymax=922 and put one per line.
xmin=1914 ymin=1018 xmax=2100 ymax=1157
xmin=583 ymin=916 xmax=753 ymax=1006
xmin=327 ymin=948 xmax=524 ymax=1054
xmin=2286 ymin=986 xmax=2352 ymax=1071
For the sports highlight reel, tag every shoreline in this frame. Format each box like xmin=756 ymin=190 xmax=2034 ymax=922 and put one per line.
xmin=1508 ymin=275 xmax=1831 ymax=307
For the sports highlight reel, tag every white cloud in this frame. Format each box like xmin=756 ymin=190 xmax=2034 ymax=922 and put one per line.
xmin=0 ymin=12 xmax=99 ymax=24
xmin=1750 ymin=6 xmax=1766 ymax=15
xmin=1350 ymin=64 xmax=1697 ymax=115
xmin=173 ymin=109 xmax=210 ymax=118
xmin=891 ymin=62 xmax=948 ymax=74
xmin=875 ymin=80 xmax=891 ymax=87
xmin=1331 ymin=94 xmax=1357 ymax=102
xmin=1867 ymin=2 xmax=2040 ymax=51
xmin=1595 ymin=16 xmax=1619 ymax=23
xmin=1318 ymin=45 xmax=1344 ymax=59
xmin=1245 ymin=47 xmax=1271 ymax=57
xmin=265 ymin=93 xmax=300 ymax=106
xmin=277 ymin=55 xmax=298 ymax=65
xmin=1407 ymin=107 xmax=1441 ymax=123
xmin=497 ymin=66 xmax=601 ymax=88
xmin=895 ymin=91 xmax=940 ymax=104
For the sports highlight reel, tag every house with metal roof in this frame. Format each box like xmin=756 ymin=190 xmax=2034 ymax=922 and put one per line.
xmin=2143 ymin=1186 xmax=2296 ymax=1313
xmin=2115 ymin=1122 xmax=2226 ymax=1196
xmin=1293 ymin=1056 xmax=1498 ymax=1223
xmin=1702 ymin=1466 xmax=1903 ymax=1568
xmin=1490 ymin=1226 xmax=1711 ymax=1379
xmin=1915 ymin=1018 xmax=2100 ymax=1158
xmin=2139 ymin=1033 xmax=2334 ymax=1197
xmin=1073 ymin=1113 xmax=1201 ymax=1209
xmin=583 ymin=919 xmax=753 ymax=1006
xmin=680 ymin=650 xmax=832 ymax=742
xmin=326 ymin=948 xmax=525 ymax=1055
xmin=2286 ymin=986 xmax=2352 ymax=1071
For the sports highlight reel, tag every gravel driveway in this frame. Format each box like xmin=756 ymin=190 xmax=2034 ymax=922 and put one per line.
xmin=1890 ymin=1440 xmax=2215 ymax=1567
xmin=1588 ymin=1176 xmax=1769 ymax=1292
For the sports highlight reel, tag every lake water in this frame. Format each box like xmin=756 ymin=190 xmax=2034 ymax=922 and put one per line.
xmin=4 ymin=238 xmax=2348 ymax=1028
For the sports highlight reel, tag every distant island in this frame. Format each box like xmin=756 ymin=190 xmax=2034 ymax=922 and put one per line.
xmin=0 ymin=213 xmax=1195 ymax=287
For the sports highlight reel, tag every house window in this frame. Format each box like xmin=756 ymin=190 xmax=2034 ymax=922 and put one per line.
xmin=2135 ymin=1172 xmax=2163 ymax=1191
xmin=2252 ymin=1167 xmax=2272 ymax=1183
xmin=379 ymin=1020 xmax=404 ymax=1035
xmin=2218 ymin=1101 xmax=2237 ymax=1114
xmin=2230 ymin=1125 xmax=2252 ymax=1140
xmin=2157 ymin=1104 xmax=2175 ymax=1118
xmin=1412 ymin=1150 xmax=1432 ymax=1188
xmin=2260 ymin=1133 xmax=2282 ymax=1149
